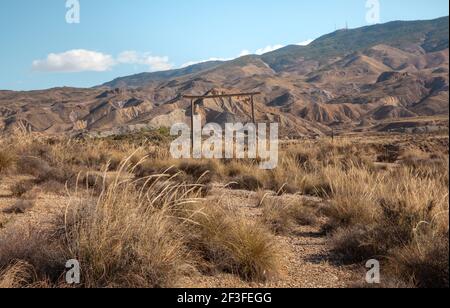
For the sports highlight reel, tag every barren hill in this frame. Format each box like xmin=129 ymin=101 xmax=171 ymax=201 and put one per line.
xmin=0 ymin=17 xmax=448 ymax=136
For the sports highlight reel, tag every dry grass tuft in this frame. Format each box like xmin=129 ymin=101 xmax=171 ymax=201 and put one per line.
xmin=177 ymin=159 xmax=219 ymax=184
xmin=37 ymin=180 xmax=67 ymax=195
xmin=0 ymin=150 xmax=15 ymax=174
xmin=254 ymin=189 xmax=273 ymax=207
xmin=10 ymin=180 xmax=35 ymax=197
xmin=325 ymin=163 xmax=449 ymax=287
xmin=0 ymin=226 xmax=64 ymax=283
xmin=321 ymin=165 xmax=381 ymax=229
xmin=0 ymin=261 xmax=35 ymax=288
xmin=186 ymin=202 xmax=283 ymax=282
xmin=389 ymin=233 xmax=449 ymax=288
xmin=2 ymin=199 xmax=36 ymax=214
xmin=62 ymin=170 xmax=197 ymax=288
xmin=262 ymin=198 xmax=318 ymax=234
xmin=229 ymin=174 xmax=264 ymax=191
xmin=16 ymin=156 xmax=74 ymax=185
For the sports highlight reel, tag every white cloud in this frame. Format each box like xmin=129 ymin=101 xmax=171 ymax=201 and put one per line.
xmin=117 ymin=51 xmax=173 ymax=71
xmin=296 ymin=39 xmax=314 ymax=46
xmin=178 ymin=39 xmax=315 ymax=69
xmin=116 ymin=50 xmax=140 ymax=64
xmin=180 ymin=49 xmax=252 ymax=68
xmin=32 ymin=49 xmax=173 ymax=73
xmin=255 ymin=44 xmax=284 ymax=55
xmin=179 ymin=61 xmax=202 ymax=68
xmin=180 ymin=39 xmax=315 ymax=68
xmin=180 ymin=57 xmax=231 ymax=68
xmin=238 ymin=49 xmax=251 ymax=57
xmin=32 ymin=49 xmax=115 ymax=72
xmin=32 ymin=40 xmax=315 ymax=74
xmin=253 ymin=39 xmax=313 ymax=55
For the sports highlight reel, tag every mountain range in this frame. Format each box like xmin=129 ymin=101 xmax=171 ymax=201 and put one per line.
xmin=1 ymin=16 xmax=448 ymax=137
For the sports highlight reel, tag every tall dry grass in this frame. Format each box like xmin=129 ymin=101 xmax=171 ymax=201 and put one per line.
xmin=0 ymin=130 xmax=448 ymax=288
xmin=262 ymin=197 xmax=318 ymax=235
xmin=0 ymin=261 xmax=35 ymax=288
xmin=62 ymin=170 xmax=198 ymax=287
xmin=184 ymin=199 xmax=283 ymax=281
xmin=324 ymin=162 xmax=449 ymax=287
xmin=0 ymin=151 xmax=14 ymax=175
xmin=0 ymin=142 xmax=285 ymax=287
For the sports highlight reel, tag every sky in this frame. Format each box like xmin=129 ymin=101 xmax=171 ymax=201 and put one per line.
xmin=0 ymin=0 xmax=448 ymax=91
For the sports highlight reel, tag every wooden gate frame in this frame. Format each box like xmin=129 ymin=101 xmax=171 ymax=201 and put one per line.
xmin=182 ymin=92 xmax=261 ymax=150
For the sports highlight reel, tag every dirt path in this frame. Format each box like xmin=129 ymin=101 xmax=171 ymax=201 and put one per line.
xmin=179 ymin=187 xmax=359 ymax=288
xmin=1 ymin=176 xmax=359 ymax=288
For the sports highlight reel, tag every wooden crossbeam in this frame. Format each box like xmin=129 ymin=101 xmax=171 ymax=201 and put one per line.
xmin=183 ymin=92 xmax=261 ymax=100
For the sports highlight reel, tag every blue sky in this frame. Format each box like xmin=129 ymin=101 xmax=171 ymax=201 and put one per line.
xmin=0 ymin=0 xmax=448 ymax=91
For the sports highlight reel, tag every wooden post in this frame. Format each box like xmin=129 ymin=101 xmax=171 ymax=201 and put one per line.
xmin=251 ymin=95 xmax=258 ymax=160
xmin=191 ymin=99 xmax=195 ymax=154
xmin=251 ymin=95 xmax=256 ymax=124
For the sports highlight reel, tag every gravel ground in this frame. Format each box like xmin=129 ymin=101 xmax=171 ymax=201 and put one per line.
xmin=178 ymin=186 xmax=360 ymax=288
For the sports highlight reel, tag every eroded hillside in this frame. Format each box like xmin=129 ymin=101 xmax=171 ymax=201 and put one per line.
xmin=0 ymin=17 xmax=448 ymax=137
